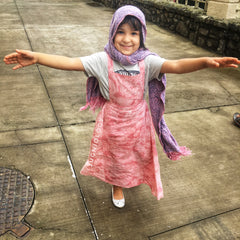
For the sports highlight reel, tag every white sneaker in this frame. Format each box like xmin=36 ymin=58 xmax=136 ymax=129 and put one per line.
xmin=112 ymin=187 xmax=125 ymax=208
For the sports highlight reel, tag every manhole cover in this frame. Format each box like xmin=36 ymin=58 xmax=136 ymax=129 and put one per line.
xmin=0 ymin=167 xmax=35 ymax=238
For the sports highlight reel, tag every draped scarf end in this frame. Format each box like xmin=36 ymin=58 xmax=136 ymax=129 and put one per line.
xmin=167 ymin=146 xmax=192 ymax=161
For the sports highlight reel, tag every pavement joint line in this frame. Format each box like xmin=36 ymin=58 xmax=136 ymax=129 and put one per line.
xmin=0 ymin=121 xmax=95 ymax=135
xmin=0 ymin=140 xmax=64 ymax=149
xmin=217 ymin=81 xmax=240 ymax=103
xmin=13 ymin=1 xmax=99 ymax=239
xmin=148 ymin=207 xmax=240 ymax=239
xmin=0 ymin=125 xmax=60 ymax=134
xmin=165 ymin=102 xmax=240 ymax=115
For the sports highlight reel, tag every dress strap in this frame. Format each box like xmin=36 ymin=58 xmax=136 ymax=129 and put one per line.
xmin=138 ymin=58 xmax=145 ymax=76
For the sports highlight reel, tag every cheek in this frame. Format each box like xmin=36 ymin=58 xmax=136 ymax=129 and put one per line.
xmin=113 ymin=35 xmax=119 ymax=46
xmin=135 ymin=39 xmax=140 ymax=48
xmin=113 ymin=40 xmax=118 ymax=49
xmin=135 ymin=36 xmax=140 ymax=45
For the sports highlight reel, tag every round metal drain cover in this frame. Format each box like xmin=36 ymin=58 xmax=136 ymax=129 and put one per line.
xmin=0 ymin=167 xmax=35 ymax=238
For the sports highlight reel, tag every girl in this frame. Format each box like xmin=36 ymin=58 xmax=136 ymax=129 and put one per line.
xmin=4 ymin=5 xmax=240 ymax=208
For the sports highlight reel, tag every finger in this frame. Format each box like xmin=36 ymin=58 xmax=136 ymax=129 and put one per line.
xmin=220 ymin=63 xmax=238 ymax=68
xmin=232 ymin=59 xmax=240 ymax=65
xmin=215 ymin=59 xmax=235 ymax=67
xmin=4 ymin=53 xmax=18 ymax=60
xmin=223 ymin=57 xmax=240 ymax=65
xmin=12 ymin=64 xmax=23 ymax=70
xmin=16 ymin=49 xmax=31 ymax=57
xmin=228 ymin=64 xmax=238 ymax=68
xmin=4 ymin=57 xmax=18 ymax=64
xmin=222 ymin=58 xmax=240 ymax=67
xmin=16 ymin=49 xmax=25 ymax=55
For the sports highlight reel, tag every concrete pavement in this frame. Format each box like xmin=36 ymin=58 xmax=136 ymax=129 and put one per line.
xmin=0 ymin=0 xmax=239 ymax=239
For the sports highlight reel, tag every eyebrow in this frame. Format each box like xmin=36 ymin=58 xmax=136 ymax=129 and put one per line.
xmin=117 ymin=27 xmax=139 ymax=32
xmin=118 ymin=26 xmax=125 ymax=30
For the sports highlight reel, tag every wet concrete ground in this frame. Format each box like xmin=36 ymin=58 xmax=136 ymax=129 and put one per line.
xmin=0 ymin=0 xmax=239 ymax=239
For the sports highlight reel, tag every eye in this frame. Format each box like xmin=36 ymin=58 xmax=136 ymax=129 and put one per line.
xmin=131 ymin=31 xmax=139 ymax=36
xmin=116 ymin=30 xmax=124 ymax=34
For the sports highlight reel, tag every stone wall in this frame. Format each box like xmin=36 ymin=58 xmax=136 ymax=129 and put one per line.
xmin=93 ymin=0 xmax=240 ymax=58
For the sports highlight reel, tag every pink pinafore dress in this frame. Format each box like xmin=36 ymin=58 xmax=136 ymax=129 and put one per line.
xmin=81 ymin=56 xmax=163 ymax=200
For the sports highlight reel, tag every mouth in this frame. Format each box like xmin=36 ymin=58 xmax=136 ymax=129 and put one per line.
xmin=121 ymin=45 xmax=132 ymax=49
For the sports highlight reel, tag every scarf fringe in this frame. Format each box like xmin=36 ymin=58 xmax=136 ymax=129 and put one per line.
xmin=80 ymin=97 xmax=106 ymax=112
xmin=167 ymin=146 xmax=192 ymax=161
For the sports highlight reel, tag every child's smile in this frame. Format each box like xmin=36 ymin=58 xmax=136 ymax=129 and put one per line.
xmin=114 ymin=23 xmax=140 ymax=56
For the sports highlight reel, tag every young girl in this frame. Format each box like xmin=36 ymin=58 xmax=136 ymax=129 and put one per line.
xmin=4 ymin=5 xmax=240 ymax=208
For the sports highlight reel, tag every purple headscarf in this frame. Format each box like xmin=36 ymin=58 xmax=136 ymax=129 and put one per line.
xmin=81 ymin=5 xmax=191 ymax=160
xmin=104 ymin=5 xmax=153 ymax=65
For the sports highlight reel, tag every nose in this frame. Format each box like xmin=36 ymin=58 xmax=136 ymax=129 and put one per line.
xmin=122 ymin=33 xmax=131 ymax=43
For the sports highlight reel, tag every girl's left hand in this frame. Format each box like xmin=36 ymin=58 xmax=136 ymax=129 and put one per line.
xmin=207 ymin=57 xmax=240 ymax=68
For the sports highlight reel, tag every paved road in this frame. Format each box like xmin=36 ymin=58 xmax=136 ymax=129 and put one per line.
xmin=0 ymin=0 xmax=239 ymax=239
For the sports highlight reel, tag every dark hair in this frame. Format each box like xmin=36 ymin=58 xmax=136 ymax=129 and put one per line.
xmin=119 ymin=15 xmax=146 ymax=49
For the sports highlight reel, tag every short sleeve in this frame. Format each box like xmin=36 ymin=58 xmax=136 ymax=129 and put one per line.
xmin=80 ymin=52 xmax=109 ymax=100
xmin=144 ymin=55 xmax=166 ymax=82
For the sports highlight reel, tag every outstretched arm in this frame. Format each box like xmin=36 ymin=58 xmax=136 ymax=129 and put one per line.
xmin=161 ymin=57 xmax=240 ymax=74
xmin=4 ymin=49 xmax=85 ymax=71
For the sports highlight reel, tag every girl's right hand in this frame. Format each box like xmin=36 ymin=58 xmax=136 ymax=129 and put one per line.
xmin=3 ymin=49 xmax=37 ymax=70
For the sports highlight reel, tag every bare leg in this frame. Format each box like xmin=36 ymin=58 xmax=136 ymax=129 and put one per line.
xmin=112 ymin=185 xmax=124 ymax=200
xmin=112 ymin=185 xmax=125 ymax=208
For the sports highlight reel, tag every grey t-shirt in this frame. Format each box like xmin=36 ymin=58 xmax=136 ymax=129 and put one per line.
xmin=80 ymin=52 xmax=166 ymax=100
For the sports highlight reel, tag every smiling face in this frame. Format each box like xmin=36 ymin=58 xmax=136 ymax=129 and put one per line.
xmin=113 ymin=23 xmax=140 ymax=56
